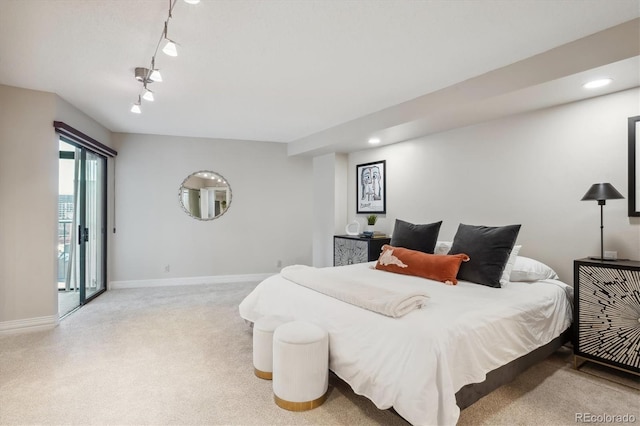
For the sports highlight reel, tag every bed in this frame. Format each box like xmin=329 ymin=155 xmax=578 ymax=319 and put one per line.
xmin=239 ymin=260 xmax=572 ymax=425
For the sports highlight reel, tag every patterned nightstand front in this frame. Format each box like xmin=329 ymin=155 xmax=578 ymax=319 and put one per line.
xmin=574 ymin=258 xmax=640 ymax=375
xmin=333 ymin=235 xmax=390 ymax=267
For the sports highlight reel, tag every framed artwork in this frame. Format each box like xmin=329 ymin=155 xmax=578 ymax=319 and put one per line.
xmin=629 ymin=116 xmax=640 ymax=217
xmin=356 ymin=160 xmax=386 ymax=214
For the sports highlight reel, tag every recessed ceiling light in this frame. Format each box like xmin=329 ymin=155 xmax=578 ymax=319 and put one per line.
xmin=368 ymin=138 xmax=381 ymax=144
xmin=583 ymin=78 xmax=612 ymax=89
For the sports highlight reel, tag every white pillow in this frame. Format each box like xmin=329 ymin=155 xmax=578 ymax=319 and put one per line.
xmin=434 ymin=240 xmax=452 ymax=255
xmin=500 ymin=245 xmax=521 ymax=285
xmin=510 ymin=256 xmax=559 ymax=282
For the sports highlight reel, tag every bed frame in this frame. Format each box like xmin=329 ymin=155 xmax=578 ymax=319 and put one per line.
xmin=250 ymin=319 xmax=571 ymax=415
xmin=455 ymin=327 xmax=572 ymax=409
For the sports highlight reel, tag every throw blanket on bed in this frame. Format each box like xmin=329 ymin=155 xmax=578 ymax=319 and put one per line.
xmin=280 ymin=264 xmax=429 ymax=317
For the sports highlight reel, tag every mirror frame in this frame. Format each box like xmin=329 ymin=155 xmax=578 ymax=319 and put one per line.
xmin=178 ymin=170 xmax=232 ymax=221
xmin=629 ymin=116 xmax=640 ymax=217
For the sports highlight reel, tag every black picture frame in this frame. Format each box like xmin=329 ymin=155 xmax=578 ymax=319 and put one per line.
xmin=356 ymin=160 xmax=386 ymax=214
xmin=629 ymin=116 xmax=640 ymax=217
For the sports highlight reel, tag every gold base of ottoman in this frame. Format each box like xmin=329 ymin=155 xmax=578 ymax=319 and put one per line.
xmin=254 ymin=368 xmax=272 ymax=380
xmin=274 ymin=392 xmax=328 ymax=411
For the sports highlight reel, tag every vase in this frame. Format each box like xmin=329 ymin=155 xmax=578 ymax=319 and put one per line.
xmin=345 ymin=220 xmax=360 ymax=236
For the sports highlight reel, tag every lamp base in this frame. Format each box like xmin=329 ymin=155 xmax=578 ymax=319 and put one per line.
xmin=588 ymin=256 xmax=618 ymax=261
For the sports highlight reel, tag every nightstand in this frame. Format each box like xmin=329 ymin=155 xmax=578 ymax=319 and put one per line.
xmin=333 ymin=235 xmax=390 ymax=267
xmin=573 ymin=258 xmax=640 ymax=376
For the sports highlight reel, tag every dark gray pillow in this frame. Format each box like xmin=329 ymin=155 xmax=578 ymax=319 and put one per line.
xmin=390 ymin=219 xmax=442 ymax=254
xmin=449 ymin=223 xmax=521 ymax=288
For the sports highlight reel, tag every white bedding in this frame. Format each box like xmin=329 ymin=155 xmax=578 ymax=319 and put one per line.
xmin=239 ymin=262 xmax=573 ymax=426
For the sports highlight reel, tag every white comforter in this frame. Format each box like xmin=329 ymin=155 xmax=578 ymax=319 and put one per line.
xmin=238 ymin=262 xmax=573 ymax=426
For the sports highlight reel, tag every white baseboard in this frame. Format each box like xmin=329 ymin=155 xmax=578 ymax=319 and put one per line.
xmin=109 ymin=273 xmax=274 ymax=290
xmin=0 ymin=315 xmax=58 ymax=335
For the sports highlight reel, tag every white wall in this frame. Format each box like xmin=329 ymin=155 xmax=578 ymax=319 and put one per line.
xmin=0 ymin=85 xmax=58 ymax=325
xmin=0 ymin=84 xmax=114 ymax=329
xmin=111 ymin=133 xmax=313 ymax=282
xmin=334 ymin=153 xmax=348 ymax=237
xmin=312 ymin=153 xmax=348 ymax=267
xmin=346 ymin=88 xmax=640 ymax=282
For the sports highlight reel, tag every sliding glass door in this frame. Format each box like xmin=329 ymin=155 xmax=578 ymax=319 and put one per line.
xmin=82 ymin=150 xmax=106 ymax=301
xmin=58 ymin=139 xmax=107 ymax=317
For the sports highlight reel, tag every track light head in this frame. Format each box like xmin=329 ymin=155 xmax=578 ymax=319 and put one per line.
xmin=149 ymin=69 xmax=162 ymax=82
xmin=148 ymin=57 xmax=162 ymax=82
xmin=142 ymin=86 xmax=154 ymax=102
xmin=162 ymin=21 xmax=178 ymax=57
xmin=163 ymin=39 xmax=178 ymax=57
xmin=131 ymin=96 xmax=142 ymax=114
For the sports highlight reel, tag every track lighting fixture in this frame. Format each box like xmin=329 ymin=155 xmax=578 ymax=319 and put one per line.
xmin=129 ymin=0 xmax=198 ymax=113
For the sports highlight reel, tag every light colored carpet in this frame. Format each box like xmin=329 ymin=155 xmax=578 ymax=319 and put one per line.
xmin=0 ymin=282 xmax=638 ymax=425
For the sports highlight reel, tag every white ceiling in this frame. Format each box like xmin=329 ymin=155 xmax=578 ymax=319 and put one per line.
xmin=1 ymin=0 xmax=639 ymax=156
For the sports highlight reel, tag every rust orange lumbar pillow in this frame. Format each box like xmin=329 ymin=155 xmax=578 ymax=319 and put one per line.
xmin=375 ymin=244 xmax=470 ymax=285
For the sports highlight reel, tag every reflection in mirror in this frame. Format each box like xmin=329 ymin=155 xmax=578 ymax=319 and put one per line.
xmin=179 ymin=170 xmax=231 ymax=220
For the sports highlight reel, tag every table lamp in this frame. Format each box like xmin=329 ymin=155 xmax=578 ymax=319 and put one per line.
xmin=580 ymin=183 xmax=624 ymax=261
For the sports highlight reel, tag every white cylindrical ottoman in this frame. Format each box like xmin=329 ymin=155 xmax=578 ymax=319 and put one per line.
xmin=253 ymin=315 xmax=290 ymax=380
xmin=272 ymin=321 xmax=329 ymax=411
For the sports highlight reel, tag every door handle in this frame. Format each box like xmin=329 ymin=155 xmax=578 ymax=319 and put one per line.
xmin=78 ymin=226 xmax=89 ymax=244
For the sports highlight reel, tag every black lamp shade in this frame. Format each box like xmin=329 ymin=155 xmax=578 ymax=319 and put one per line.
xmin=581 ymin=183 xmax=624 ymax=201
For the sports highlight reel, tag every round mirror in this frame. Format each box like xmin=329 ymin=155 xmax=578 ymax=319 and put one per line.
xmin=179 ymin=170 xmax=232 ymax=220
